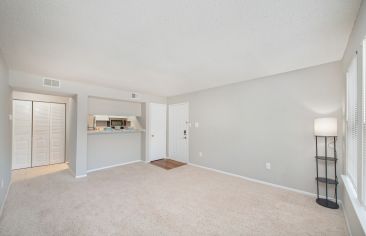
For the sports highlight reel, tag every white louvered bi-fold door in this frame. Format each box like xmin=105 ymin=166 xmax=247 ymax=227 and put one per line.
xmin=50 ymin=103 xmax=65 ymax=164
xmin=12 ymin=100 xmax=32 ymax=170
xmin=32 ymin=102 xmax=51 ymax=167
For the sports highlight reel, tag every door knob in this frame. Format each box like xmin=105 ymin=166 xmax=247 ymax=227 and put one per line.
xmin=152 ymin=134 xmax=155 ymax=137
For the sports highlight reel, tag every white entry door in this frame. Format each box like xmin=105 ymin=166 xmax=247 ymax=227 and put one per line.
xmin=32 ymin=102 xmax=51 ymax=167
xmin=12 ymin=100 xmax=32 ymax=170
xmin=150 ymin=103 xmax=167 ymax=161
xmin=168 ymin=103 xmax=189 ymax=163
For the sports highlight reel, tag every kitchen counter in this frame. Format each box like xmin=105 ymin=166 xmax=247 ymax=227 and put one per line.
xmin=87 ymin=129 xmax=145 ymax=135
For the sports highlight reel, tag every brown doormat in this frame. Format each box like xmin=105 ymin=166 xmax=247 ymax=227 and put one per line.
xmin=150 ymin=159 xmax=186 ymax=170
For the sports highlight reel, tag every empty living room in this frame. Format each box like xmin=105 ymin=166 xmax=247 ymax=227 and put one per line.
xmin=1 ymin=0 xmax=366 ymax=235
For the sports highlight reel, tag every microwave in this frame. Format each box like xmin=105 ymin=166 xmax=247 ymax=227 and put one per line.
xmin=109 ymin=118 xmax=127 ymax=128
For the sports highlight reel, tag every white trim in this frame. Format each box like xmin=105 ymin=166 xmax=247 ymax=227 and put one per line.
xmin=342 ymin=175 xmax=366 ymax=235
xmin=67 ymin=163 xmax=88 ymax=178
xmin=344 ymin=207 xmax=353 ymax=236
xmin=87 ymin=160 xmax=142 ymax=173
xmin=0 ymin=181 xmax=12 ymax=217
xmin=75 ymin=174 xmax=87 ymax=178
xmin=189 ymin=162 xmax=343 ymax=202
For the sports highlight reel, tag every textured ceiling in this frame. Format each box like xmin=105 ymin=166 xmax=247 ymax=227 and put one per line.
xmin=0 ymin=0 xmax=361 ymax=96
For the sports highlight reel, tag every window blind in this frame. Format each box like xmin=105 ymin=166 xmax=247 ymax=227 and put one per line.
xmin=363 ymin=40 xmax=366 ymax=203
xmin=347 ymin=55 xmax=358 ymax=190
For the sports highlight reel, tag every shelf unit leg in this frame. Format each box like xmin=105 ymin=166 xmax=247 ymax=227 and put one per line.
xmin=334 ymin=136 xmax=338 ymax=204
xmin=316 ymin=136 xmax=319 ymax=199
xmin=325 ymin=136 xmax=328 ymax=201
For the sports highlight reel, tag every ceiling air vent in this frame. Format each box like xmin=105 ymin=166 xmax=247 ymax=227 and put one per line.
xmin=131 ymin=93 xmax=139 ymax=99
xmin=43 ymin=77 xmax=60 ymax=88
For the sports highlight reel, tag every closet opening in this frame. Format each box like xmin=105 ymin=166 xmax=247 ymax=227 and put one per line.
xmin=11 ymin=91 xmax=75 ymax=176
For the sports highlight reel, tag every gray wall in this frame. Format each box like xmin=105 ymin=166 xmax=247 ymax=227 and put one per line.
xmin=342 ymin=0 xmax=366 ymax=70
xmin=87 ymin=132 xmax=141 ymax=171
xmin=67 ymin=96 xmax=78 ymax=174
xmin=168 ymin=61 xmax=343 ymax=195
xmin=0 ymin=51 xmax=11 ymax=214
xmin=138 ymin=103 xmax=149 ymax=162
xmin=88 ymin=97 xmax=142 ymax=116
xmin=341 ymin=1 xmax=366 ymax=235
xmin=9 ymin=70 xmax=165 ymax=177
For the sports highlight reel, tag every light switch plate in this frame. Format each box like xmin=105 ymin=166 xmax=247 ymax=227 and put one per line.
xmin=195 ymin=122 xmax=199 ymax=128
xmin=199 ymin=152 xmax=203 ymax=157
xmin=8 ymin=114 xmax=12 ymax=120
xmin=266 ymin=162 xmax=271 ymax=170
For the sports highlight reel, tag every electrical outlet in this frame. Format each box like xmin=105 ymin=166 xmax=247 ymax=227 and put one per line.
xmin=199 ymin=152 xmax=203 ymax=157
xmin=1 ymin=179 xmax=4 ymax=189
xmin=266 ymin=162 xmax=271 ymax=170
xmin=195 ymin=122 xmax=199 ymax=128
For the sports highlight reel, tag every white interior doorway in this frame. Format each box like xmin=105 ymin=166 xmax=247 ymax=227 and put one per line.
xmin=168 ymin=102 xmax=189 ymax=163
xmin=149 ymin=103 xmax=167 ymax=161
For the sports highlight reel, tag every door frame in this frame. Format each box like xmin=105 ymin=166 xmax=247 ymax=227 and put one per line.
xmin=168 ymin=102 xmax=189 ymax=163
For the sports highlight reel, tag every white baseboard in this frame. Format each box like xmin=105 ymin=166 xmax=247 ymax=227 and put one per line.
xmin=75 ymin=174 xmax=87 ymax=178
xmin=66 ymin=163 xmax=87 ymax=178
xmin=87 ymin=160 xmax=142 ymax=173
xmin=0 ymin=181 xmax=12 ymax=218
xmin=189 ymin=162 xmax=342 ymax=203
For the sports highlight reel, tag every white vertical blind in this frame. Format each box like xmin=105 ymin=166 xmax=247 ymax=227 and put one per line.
xmin=347 ymin=55 xmax=358 ymax=190
xmin=363 ymin=39 xmax=366 ymax=203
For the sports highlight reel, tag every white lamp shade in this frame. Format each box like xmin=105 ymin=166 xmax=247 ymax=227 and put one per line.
xmin=314 ymin=118 xmax=337 ymax=136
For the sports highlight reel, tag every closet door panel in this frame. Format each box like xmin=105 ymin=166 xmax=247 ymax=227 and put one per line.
xmin=32 ymin=102 xmax=51 ymax=167
xmin=12 ymin=100 xmax=32 ymax=170
xmin=50 ymin=103 xmax=66 ymax=164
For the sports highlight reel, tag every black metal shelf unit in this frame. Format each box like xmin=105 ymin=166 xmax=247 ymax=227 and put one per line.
xmin=315 ymin=136 xmax=339 ymax=209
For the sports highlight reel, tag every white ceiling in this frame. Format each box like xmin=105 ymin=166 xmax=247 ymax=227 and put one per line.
xmin=0 ymin=0 xmax=361 ymax=96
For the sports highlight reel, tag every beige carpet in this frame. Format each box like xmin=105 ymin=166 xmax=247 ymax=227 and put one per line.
xmin=0 ymin=162 xmax=347 ymax=236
